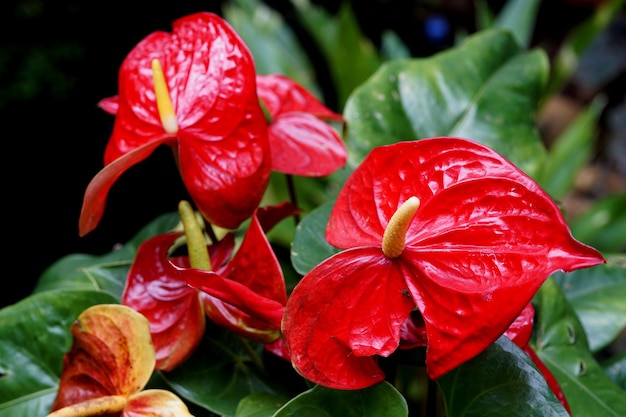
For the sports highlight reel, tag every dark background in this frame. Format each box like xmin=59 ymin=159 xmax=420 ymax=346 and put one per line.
xmin=2 ymin=0 xmax=624 ymax=307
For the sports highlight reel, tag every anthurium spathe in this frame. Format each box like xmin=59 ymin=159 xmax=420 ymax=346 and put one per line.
xmin=79 ymin=11 xmax=271 ymax=236
xmin=256 ymin=74 xmax=347 ymax=176
xmin=47 ymin=304 xmax=194 ymax=417
xmin=281 ymin=137 xmax=605 ymax=390
xmin=122 ymin=202 xmax=294 ymax=372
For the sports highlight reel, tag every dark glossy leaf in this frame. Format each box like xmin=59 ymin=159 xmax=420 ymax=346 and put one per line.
xmin=274 ymin=382 xmax=408 ymax=417
xmin=33 ymin=212 xmax=180 ymax=299
xmin=290 ymin=200 xmax=340 ymax=275
xmin=235 ymin=392 xmax=288 ymax=417
xmin=343 ymin=28 xmax=548 ymax=177
xmin=160 ymin=326 xmax=294 ymax=417
xmin=438 ymin=336 xmax=569 ymax=417
xmin=533 ymin=277 xmax=626 ymax=416
xmin=552 ymin=254 xmax=626 ymax=352
xmin=0 ymin=290 xmax=117 ymax=415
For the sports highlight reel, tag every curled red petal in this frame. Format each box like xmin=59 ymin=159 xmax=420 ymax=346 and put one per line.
xmin=122 ymin=232 xmax=205 ymax=371
xmin=505 ymin=302 xmax=535 ymax=348
xmin=78 ymin=138 xmax=170 ymax=237
xmin=256 ymin=74 xmax=344 ymax=121
xmin=267 ymin=112 xmax=347 ymax=176
xmin=282 ymin=248 xmax=415 ymax=389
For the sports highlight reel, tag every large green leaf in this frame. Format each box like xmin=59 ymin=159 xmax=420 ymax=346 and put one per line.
xmin=161 ymin=325 xmax=296 ymax=417
xmin=224 ymin=0 xmax=321 ymax=97
xmin=552 ymin=254 xmax=626 ymax=352
xmin=235 ymin=392 xmax=289 ymax=417
xmin=32 ymin=212 xmax=180 ymax=299
xmin=343 ymin=28 xmax=549 ymax=177
xmin=492 ymin=0 xmax=541 ymax=48
xmin=437 ymin=336 xmax=569 ymax=417
xmin=273 ymin=382 xmax=407 ymax=417
xmin=0 ymin=290 xmax=118 ymax=417
xmin=533 ymin=277 xmax=626 ymax=417
xmin=290 ymin=200 xmax=340 ymax=276
xmin=601 ymin=350 xmax=626 ymax=391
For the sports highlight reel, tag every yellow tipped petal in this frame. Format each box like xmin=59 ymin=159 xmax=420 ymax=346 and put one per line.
xmin=151 ymin=59 xmax=179 ymax=134
xmin=382 ymin=196 xmax=420 ymax=258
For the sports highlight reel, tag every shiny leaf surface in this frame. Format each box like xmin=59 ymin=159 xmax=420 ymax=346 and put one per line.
xmin=533 ymin=277 xmax=626 ymax=417
xmin=343 ymin=28 xmax=548 ymax=177
xmin=438 ymin=336 xmax=569 ymax=417
xmin=552 ymin=254 xmax=626 ymax=352
xmin=274 ymin=382 xmax=407 ymax=417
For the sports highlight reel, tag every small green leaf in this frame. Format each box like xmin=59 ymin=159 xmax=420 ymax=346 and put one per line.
xmin=224 ymin=0 xmax=321 ymax=97
xmin=291 ymin=200 xmax=341 ymax=275
xmin=343 ymin=28 xmax=548 ymax=177
xmin=552 ymin=254 xmax=626 ymax=352
xmin=235 ymin=392 xmax=288 ymax=417
xmin=274 ymin=382 xmax=408 ymax=417
xmin=292 ymin=0 xmax=382 ymax=110
xmin=438 ymin=336 xmax=569 ymax=417
xmin=533 ymin=277 xmax=626 ymax=417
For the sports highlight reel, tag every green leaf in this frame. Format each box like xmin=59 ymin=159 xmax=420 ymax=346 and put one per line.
xmin=601 ymin=350 xmax=626 ymax=391
xmin=224 ymin=0 xmax=322 ymax=97
xmin=0 ymin=290 xmax=118 ymax=416
xmin=292 ymin=0 xmax=382 ymax=110
xmin=552 ymin=254 xmax=626 ymax=352
xmin=290 ymin=200 xmax=341 ymax=276
xmin=569 ymin=193 xmax=626 ymax=253
xmin=161 ymin=325 xmax=296 ymax=417
xmin=537 ymin=95 xmax=606 ymax=200
xmin=438 ymin=336 xmax=569 ymax=417
xmin=32 ymin=212 xmax=180 ymax=299
xmin=343 ymin=28 xmax=549 ymax=177
xmin=235 ymin=392 xmax=289 ymax=417
xmin=533 ymin=277 xmax=626 ymax=417
xmin=492 ymin=0 xmax=541 ymax=48
xmin=273 ymin=382 xmax=408 ymax=417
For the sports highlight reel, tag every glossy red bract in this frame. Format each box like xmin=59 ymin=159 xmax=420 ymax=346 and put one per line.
xmin=282 ymin=137 xmax=605 ymax=389
xmin=79 ymin=12 xmax=270 ymax=236
xmin=256 ymin=74 xmax=346 ymax=176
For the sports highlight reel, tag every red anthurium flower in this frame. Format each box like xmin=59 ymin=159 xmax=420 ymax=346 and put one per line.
xmin=79 ymin=12 xmax=270 ymax=236
xmin=281 ymin=137 xmax=605 ymax=390
xmin=48 ymin=304 xmax=193 ymax=417
xmin=256 ymin=74 xmax=346 ymax=176
xmin=123 ymin=205 xmax=295 ymax=370
xmin=505 ymin=303 xmax=571 ymax=414
xmin=122 ymin=232 xmax=206 ymax=372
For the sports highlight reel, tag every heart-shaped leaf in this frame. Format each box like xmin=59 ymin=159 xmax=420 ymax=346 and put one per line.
xmin=343 ymin=28 xmax=548 ymax=177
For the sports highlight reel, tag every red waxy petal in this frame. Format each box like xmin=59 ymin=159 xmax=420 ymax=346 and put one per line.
xmin=122 ymin=232 xmax=205 ymax=371
xmin=282 ymin=248 xmax=415 ymax=389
